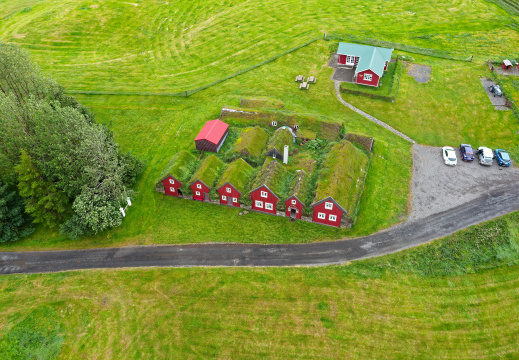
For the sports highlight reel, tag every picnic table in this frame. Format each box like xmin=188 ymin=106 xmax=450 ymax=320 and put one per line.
xmin=308 ymin=76 xmax=316 ymax=84
xmin=295 ymin=75 xmax=304 ymax=82
xmin=299 ymin=82 xmax=309 ymax=90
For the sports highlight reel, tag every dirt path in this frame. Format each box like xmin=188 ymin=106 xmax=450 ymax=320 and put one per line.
xmin=334 ymin=81 xmax=415 ymax=143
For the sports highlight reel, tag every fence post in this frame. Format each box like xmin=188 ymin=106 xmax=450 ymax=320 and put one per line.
xmin=185 ymin=91 xmax=188 ymax=97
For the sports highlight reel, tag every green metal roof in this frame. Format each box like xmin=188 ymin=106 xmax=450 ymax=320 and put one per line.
xmin=337 ymin=42 xmax=393 ymax=77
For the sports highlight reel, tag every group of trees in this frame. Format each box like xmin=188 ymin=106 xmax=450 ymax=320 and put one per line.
xmin=0 ymin=43 xmax=144 ymax=242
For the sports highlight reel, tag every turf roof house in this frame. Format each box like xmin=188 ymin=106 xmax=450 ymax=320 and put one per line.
xmin=249 ymin=160 xmax=291 ymax=215
xmin=189 ymin=155 xmax=226 ymax=202
xmin=215 ymin=158 xmax=255 ymax=207
xmin=156 ymin=151 xmax=198 ymax=197
xmin=195 ymin=119 xmax=229 ymax=153
xmin=337 ymin=42 xmax=393 ymax=87
xmin=285 ymin=170 xmax=308 ymax=220
xmin=264 ymin=127 xmax=294 ymax=160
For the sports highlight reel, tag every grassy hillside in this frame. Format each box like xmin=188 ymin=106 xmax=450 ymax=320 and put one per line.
xmin=1 ymin=212 xmax=519 ymax=359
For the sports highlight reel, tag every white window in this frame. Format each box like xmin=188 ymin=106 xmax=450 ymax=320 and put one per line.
xmin=233 ymin=197 xmax=237 ymax=203
xmin=329 ymin=215 xmax=337 ymax=222
xmin=170 ymin=187 xmax=175 ymax=192
xmin=222 ymin=195 xmax=227 ymax=201
xmin=226 ymin=187 xmax=231 ymax=193
xmin=272 ymin=121 xmax=277 ymax=126
xmin=325 ymin=202 xmax=333 ymax=210
xmin=346 ymin=55 xmax=355 ymax=64
xmin=265 ymin=203 xmax=273 ymax=210
xmin=291 ymin=199 xmax=296 ymax=205
xmin=363 ymin=73 xmax=372 ymax=81
xmin=196 ymin=191 xmax=200 ymax=196
xmin=294 ymin=124 xmax=299 ymax=130
xmin=255 ymin=200 xmax=263 ymax=208
xmin=169 ymin=179 xmax=175 ymax=184
xmin=197 ymin=183 xmax=202 ymax=189
xmin=318 ymin=212 xmax=326 ymax=219
xmin=261 ymin=191 xmax=268 ymax=198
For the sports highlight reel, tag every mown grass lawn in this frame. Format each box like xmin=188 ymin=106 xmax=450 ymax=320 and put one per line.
xmin=1 ymin=212 xmax=519 ymax=359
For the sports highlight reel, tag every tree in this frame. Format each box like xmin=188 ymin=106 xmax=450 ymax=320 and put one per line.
xmin=15 ymin=150 xmax=69 ymax=228
xmin=0 ymin=181 xmax=34 ymax=243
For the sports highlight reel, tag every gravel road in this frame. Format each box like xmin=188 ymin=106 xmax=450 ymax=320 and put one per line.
xmin=410 ymin=144 xmax=519 ymax=220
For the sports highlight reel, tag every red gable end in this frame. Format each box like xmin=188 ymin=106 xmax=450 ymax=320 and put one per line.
xmin=195 ymin=119 xmax=229 ymax=145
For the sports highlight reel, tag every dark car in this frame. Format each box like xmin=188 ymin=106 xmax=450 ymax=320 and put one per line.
xmin=489 ymin=84 xmax=503 ymax=97
xmin=494 ymin=149 xmax=512 ymax=167
xmin=459 ymin=144 xmax=474 ymax=162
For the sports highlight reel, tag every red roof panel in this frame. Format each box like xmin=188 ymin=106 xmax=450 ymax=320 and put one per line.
xmin=195 ymin=119 xmax=229 ymax=145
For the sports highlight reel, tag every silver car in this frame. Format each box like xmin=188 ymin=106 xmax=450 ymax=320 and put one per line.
xmin=477 ymin=147 xmax=493 ymax=166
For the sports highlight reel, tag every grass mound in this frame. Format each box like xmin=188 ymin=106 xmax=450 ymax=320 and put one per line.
xmin=315 ymin=141 xmax=369 ymax=222
xmin=252 ymin=159 xmax=295 ymax=202
xmin=216 ymin=158 xmax=256 ymax=194
xmin=189 ymin=155 xmax=226 ymax=189
xmin=232 ymin=126 xmax=269 ymax=158
xmin=156 ymin=151 xmax=198 ymax=187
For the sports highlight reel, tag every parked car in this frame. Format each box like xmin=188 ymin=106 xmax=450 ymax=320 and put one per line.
xmin=494 ymin=149 xmax=512 ymax=167
xmin=489 ymin=84 xmax=503 ymax=97
xmin=442 ymin=146 xmax=457 ymax=166
xmin=459 ymin=144 xmax=474 ymax=162
xmin=477 ymin=147 xmax=493 ymax=166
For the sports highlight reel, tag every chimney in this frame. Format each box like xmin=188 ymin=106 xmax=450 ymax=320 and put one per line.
xmin=283 ymin=145 xmax=289 ymax=164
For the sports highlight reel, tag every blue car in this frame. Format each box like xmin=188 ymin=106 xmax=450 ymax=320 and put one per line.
xmin=459 ymin=144 xmax=474 ymax=162
xmin=494 ymin=149 xmax=512 ymax=167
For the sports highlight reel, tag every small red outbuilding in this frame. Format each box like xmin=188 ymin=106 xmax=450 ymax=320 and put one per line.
xmin=190 ymin=180 xmax=211 ymax=202
xmin=310 ymin=197 xmax=346 ymax=227
xmin=216 ymin=182 xmax=241 ymax=207
xmin=195 ymin=119 xmax=229 ymax=153
xmin=285 ymin=195 xmax=304 ymax=220
xmin=250 ymin=185 xmax=278 ymax=215
xmin=502 ymin=59 xmax=513 ymax=70
xmin=161 ymin=175 xmax=182 ymax=197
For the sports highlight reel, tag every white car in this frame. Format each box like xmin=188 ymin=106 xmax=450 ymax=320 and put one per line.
xmin=442 ymin=146 xmax=457 ymax=166
xmin=477 ymin=146 xmax=493 ymax=166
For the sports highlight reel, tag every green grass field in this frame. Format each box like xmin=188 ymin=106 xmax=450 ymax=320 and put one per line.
xmin=1 ymin=212 xmax=519 ymax=359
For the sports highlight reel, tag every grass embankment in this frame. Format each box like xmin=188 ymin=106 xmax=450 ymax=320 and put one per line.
xmin=315 ymin=141 xmax=369 ymax=222
xmin=2 ymin=213 xmax=519 ymax=358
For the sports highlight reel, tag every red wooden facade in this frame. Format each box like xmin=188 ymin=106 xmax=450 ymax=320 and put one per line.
xmin=216 ymin=182 xmax=241 ymax=207
xmin=194 ymin=119 xmax=229 ymax=153
xmin=310 ymin=197 xmax=346 ymax=227
xmin=250 ymin=185 xmax=278 ymax=215
xmin=190 ymin=180 xmax=210 ymax=202
xmin=162 ymin=176 xmax=182 ymax=197
xmin=285 ymin=195 xmax=304 ymax=220
xmin=502 ymin=60 xmax=512 ymax=70
xmin=356 ymin=69 xmax=380 ymax=87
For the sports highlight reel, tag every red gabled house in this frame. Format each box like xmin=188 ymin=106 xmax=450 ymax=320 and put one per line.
xmin=216 ymin=182 xmax=241 ymax=207
xmin=250 ymin=185 xmax=279 ymax=215
xmin=285 ymin=195 xmax=304 ymax=220
xmin=190 ymin=180 xmax=211 ymax=202
xmin=195 ymin=119 xmax=229 ymax=153
xmin=161 ymin=175 xmax=183 ymax=197
xmin=310 ymin=196 xmax=346 ymax=227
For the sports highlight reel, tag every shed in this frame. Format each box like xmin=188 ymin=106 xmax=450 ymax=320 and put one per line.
xmin=190 ymin=180 xmax=211 ymax=202
xmin=195 ymin=119 xmax=229 ymax=152
xmin=502 ymin=59 xmax=513 ymax=70
xmin=337 ymin=42 xmax=393 ymax=87
xmin=285 ymin=195 xmax=304 ymax=220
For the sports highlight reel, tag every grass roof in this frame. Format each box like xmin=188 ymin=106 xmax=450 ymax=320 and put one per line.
xmin=290 ymin=170 xmax=309 ymax=203
xmin=315 ymin=141 xmax=369 ymax=217
xmin=189 ymin=155 xmax=226 ymax=188
xmin=252 ymin=159 xmax=294 ymax=199
xmin=232 ymin=126 xmax=269 ymax=158
xmin=297 ymin=128 xmax=317 ymax=140
xmin=156 ymin=150 xmax=198 ymax=186
xmin=265 ymin=128 xmax=293 ymax=154
xmin=216 ymin=158 xmax=256 ymax=194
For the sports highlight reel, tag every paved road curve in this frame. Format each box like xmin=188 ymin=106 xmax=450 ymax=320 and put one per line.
xmin=2 ymin=186 xmax=519 ymax=274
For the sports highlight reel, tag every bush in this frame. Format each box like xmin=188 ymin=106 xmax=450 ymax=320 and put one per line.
xmin=0 ymin=182 xmax=34 ymax=243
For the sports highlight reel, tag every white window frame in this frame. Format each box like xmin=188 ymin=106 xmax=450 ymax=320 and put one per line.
xmin=197 ymin=183 xmax=202 ymax=189
xmin=261 ymin=191 xmax=268 ymax=198
xmin=255 ymin=200 xmax=263 ymax=208
xmin=272 ymin=121 xmax=277 ymax=126
xmin=170 ymin=187 xmax=175 ymax=192
xmin=265 ymin=203 xmax=273 ymax=210
xmin=169 ymin=179 xmax=175 ymax=184
xmin=233 ymin=197 xmax=238 ymax=203
xmin=363 ymin=73 xmax=372 ymax=81
xmin=291 ymin=199 xmax=296 ymax=205
xmin=222 ymin=195 xmax=227 ymax=201
xmin=346 ymin=55 xmax=355 ymax=64
xmin=318 ymin=212 xmax=326 ymax=219
xmin=196 ymin=191 xmax=200 ymax=196
xmin=226 ymin=187 xmax=231 ymax=193
xmin=325 ymin=202 xmax=333 ymax=210
xmin=329 ymin=214 xmax=337 ymax=222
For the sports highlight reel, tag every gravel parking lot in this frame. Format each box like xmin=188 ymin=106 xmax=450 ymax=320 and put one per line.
xmin=410 ymin=144 xmax=519 ymax=220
